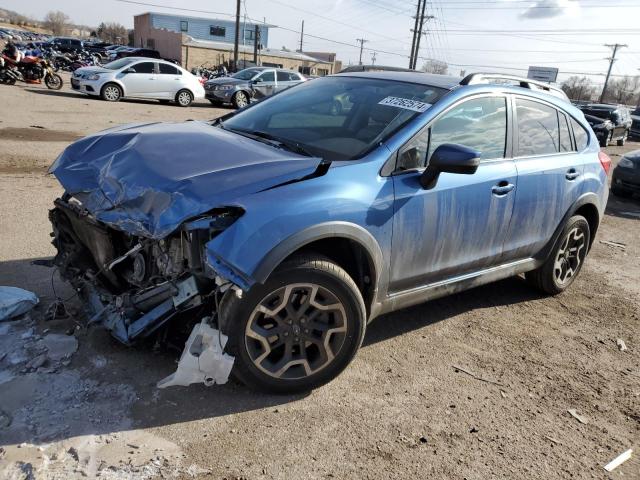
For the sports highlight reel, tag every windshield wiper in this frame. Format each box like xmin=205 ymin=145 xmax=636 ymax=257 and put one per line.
xmin=225 ymin=128 xmax=315 ymax=157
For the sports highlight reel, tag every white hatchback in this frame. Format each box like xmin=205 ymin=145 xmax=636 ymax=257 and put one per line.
xmin=71 ymin=57 xmax=205 ymax=107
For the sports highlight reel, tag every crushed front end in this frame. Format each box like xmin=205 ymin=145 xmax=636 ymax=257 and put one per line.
xmin=49 ymin=194 xmax=242 ymax=346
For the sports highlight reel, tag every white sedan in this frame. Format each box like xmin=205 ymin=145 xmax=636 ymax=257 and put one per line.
xmin=71 ymin=57 xmax=205 ymax=107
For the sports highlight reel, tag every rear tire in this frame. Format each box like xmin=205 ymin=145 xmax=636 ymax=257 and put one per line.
xmin=175 ymin=89 xmax=193 ymax=107
xmin=101 ymin=83 xmax=122 ymax=102
xmin=525 ymin=215 xmax=590 ymax=295
xmin=219 ymin=254 xmax=366 ymax=393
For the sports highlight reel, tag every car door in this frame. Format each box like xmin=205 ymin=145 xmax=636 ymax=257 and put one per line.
xmin=252 ymin=70 xmax=276 ymax=99
xmin=121 ymin=61 xmax=158 ymax=97
xmin=389 ymin=95 xmax=517 ymax=292
xmin=156 ymin=62 xmax=182 ymax=99
xmin=501 ymin=97 xmax=584 ymax=261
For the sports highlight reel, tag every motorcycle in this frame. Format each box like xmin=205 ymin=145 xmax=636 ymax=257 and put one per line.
xmin=0 ymin=54 xmax=63 ymax=90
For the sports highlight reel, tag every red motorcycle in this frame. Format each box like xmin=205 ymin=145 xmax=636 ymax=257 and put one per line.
xmin=0 ymin=54 xmax=63 ymax=90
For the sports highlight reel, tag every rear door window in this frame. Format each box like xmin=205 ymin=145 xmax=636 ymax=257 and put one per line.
xmin=276 ymin=71 xmax=291 ymax=82
xmin=516 ymin=98 xmax=559 ymax=156
xmin=159 ymin=63 xmax=180 ymax=75
xmin=257 ymin=71 xmax=275 ymax=82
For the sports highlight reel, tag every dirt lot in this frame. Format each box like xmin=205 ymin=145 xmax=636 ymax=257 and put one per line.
xmin=0 ymin=79 xmax=638 ymax=480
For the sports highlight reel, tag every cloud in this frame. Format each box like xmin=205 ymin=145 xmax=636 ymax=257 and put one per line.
xmin=520 ymin=0 xmax=569 ymax=19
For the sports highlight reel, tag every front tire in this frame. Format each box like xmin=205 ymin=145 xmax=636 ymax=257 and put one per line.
xmin=101 ymin=83 xmax=122 ymax=102
xmin=175 ymin=89 xmax=193 ymax=107
xmin=525 ymin=215 xmax=590 ymax=295
xmin=220 ymin=254 xmax=367 ymax=393
xmin=232 ymin=90 xmax=249 ymax=109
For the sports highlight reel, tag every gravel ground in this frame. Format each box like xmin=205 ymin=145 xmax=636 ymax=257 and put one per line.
xmin=0 ymin=79 xmax=638 ymax=479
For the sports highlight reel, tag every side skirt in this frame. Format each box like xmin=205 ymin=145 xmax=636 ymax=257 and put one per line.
xmin=375 ymin=258 xmax=539 ymax=317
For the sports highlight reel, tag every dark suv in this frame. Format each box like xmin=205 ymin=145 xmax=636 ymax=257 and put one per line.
xmin=49 ymin=37 xmax=84 ymax=53
xmin=579 ymin=104 xmax=632 ymax=146
xmin=115 ymin=48 xmax=161 ymax=60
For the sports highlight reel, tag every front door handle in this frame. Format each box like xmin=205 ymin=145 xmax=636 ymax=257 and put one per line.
xmin=492 ymin=181 xmax=515 ymax=196
xmin=566 ymin=168 xmax=580 ymax=180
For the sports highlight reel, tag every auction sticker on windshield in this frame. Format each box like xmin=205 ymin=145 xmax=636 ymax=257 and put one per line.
xmin=378 ymin=96 xmax=432 ymax=113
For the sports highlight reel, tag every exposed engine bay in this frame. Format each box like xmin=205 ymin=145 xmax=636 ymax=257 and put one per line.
xmin=49 ymin=194 xmax=242 ymax=347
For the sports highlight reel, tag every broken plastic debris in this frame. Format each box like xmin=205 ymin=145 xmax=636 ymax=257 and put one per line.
xmin=604 ymin=449 xmax=633 ymax=472
xmin=157 ymin=320 xmax=234 ymax=388
xmin=0 ymin=287 xmax=38 ymax=321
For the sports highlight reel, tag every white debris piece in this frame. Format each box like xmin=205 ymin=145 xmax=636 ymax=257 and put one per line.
xmin=0 ymin=286 xmax=38 ymax=321
xmin=157 ymin=320 xmax=234 ymax=388
xmin=604 ymin=449 xmax=633 ymax=472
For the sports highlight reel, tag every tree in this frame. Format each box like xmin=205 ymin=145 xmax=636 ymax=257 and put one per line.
xmin=604 ymin=76 xmax=640 ymax=105
xmin=43 ymin=11 xmax=70 ymax=35
xmin=422 ymin=59 xmax=448 ymax=75
xmin=97 ymin=22 xmax=128 ymax=44
xmin=561 ymin=76 xmax=596 ymax=102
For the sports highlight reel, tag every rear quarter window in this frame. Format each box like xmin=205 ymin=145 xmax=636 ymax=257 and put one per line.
xmin=571 ymin=118 xmax=589 ymax=151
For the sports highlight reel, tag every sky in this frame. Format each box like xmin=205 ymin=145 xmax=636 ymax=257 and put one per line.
xmin=6 ymin=0 xmax=640 ymax=85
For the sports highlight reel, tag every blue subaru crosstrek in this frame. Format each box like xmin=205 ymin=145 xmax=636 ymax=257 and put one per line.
xmin=49 ymin=71 xmax=610 ymax=392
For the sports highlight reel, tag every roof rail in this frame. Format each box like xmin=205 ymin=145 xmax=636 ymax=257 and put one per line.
xmin=460 ymin=72 xmax=569 ymax=101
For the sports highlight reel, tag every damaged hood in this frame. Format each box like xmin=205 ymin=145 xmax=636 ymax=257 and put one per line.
xmin=50 ymin=121 xmax=323 ymax=238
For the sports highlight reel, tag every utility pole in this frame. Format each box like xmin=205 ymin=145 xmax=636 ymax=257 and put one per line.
xmin=412 ymin=2 xmax=434 ymax=70
xmin=600 ymin=43 xmax=627 ymax=103
xmin=233 ymin=0 xmax=241 ymax=72
xmin=253 ymin=25 xmax=260 ymax=65
xmin=357 ymin=38 xmax=368 ymax=65
xmin=371 ymin=51 xmax=377 ymax=65
xmin=299 ymin=20 xmax=304 ymax=52
xmin=409 ymin=0 xmax=422 ymax=69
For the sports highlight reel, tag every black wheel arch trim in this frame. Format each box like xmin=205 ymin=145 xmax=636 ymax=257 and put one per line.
xmin=535 ymin=192 xmax=602 ymax=263
xmin=251 ymin=221 xmax=387 ymax=313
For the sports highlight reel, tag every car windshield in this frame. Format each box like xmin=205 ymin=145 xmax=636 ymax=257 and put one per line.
xmin=221 ymin=76 xmax=447 ymax=161
xmin=102 ymin=58 xmax=136 ymax=70
xmin=232 ymin=68 xmax=263 ymax=80
xmin=581 ymin=107 xmax=613 ymax=120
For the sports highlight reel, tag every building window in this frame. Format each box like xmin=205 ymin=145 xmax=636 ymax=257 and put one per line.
xmin=180 ymin=20 xmax=188 ymax=32
xmin=210 ymin=25 xmax=226 ymax=37
xmin=244 ymin=28 xmax=255 ymax=42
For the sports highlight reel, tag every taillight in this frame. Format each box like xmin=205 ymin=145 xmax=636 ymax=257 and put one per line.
xmin=598 ymin=151 xmax=612 ymax=175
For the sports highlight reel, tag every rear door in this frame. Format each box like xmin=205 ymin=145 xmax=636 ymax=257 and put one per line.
xmin=156 ymin=62 xmax=182 ymax=98
xmin=502 ymin=96 xmax=584 ymax=261
xmin=390 ymin=95 xmax=518 ymax=291
xmin=121 ymin=61 xmax=158 ymax=97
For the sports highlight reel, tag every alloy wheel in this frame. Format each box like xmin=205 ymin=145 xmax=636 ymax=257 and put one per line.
xmin=103 ymin=85 xmax=120 ymax=101
xmin=234 ymin=91 xmax=248 ymax=108
xmin=177 ymin=90 xmax=192 ymax=106
xmin=553 ymin=227 xmax=586 ymax=286
xmin=244 ymin=283 xmax=348 ymax=380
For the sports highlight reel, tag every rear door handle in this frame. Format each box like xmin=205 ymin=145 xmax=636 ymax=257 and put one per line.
xmin=491 ymin=181 xmax=515 ymax=196
xmin=566 ymin=168 xmax=580 ymax=180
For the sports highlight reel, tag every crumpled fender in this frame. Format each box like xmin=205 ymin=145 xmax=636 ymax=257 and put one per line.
xmin=49 ymin=121 xmax=323 ymax=238
xmin=204 ymin=157 xmax=395 ymax=294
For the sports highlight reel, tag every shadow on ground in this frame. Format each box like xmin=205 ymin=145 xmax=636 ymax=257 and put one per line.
xmin=0 ymin=254 xmax=544 ymax=447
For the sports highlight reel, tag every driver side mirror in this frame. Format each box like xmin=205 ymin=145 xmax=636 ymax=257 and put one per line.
xmin=420 ymin=143 xmax=481 ymax=189
xmin=123 ymin=67 xmax=136 ymax=74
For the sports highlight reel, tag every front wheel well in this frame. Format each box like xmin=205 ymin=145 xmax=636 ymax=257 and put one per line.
xmin=574 ymin=203 xmax=600 ymax=249
xmin=282 ymin=237 xmax=376 ymax=317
